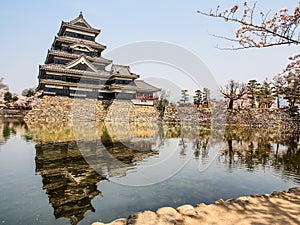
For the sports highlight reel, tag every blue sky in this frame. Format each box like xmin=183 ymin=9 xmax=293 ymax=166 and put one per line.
xmin=1 ymin=0 xmax=299 ymax=95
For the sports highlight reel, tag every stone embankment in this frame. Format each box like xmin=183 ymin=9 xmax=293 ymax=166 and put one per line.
xmin=24 ymin=96 xmax=106 ymax=122
xmin=24 ymin=97 xmax=160 ymax=123
xmin=164 ymin=105 xmax=298 ymax=127
xmin=22 ymin=96 xmax=299 ymax=126
xmin=92 ymin=186 xmax=300 ymax=225
xmin=105 ymin=100 xmax=159 ymax=123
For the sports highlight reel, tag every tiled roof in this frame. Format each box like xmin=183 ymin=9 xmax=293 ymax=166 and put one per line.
xmin=134 ymin=80 xmax=161 ymax=92
xmin=109 ymin=80 xmax=160 ymax=92
xmin=48 ymin=50 xmax=112 ymax=65
xmin=58 ymin=12 xmax=101 ymax=36
xmin=111 ymin=64 xmax=139 ymax=79
xmin=55 ymin=36 xmax=106 ymax=50
xmin=40 ymin=79 xmax=106 ymax=89
xmin=40 ymin=64 xmax=111 ymax=78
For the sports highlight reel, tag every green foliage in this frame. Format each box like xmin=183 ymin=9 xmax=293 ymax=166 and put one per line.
xmin=283 ymin=79 xmax=300 ymax=107
xmin=202 ymin=88 xmax=210 ymax=107
xmin=4 ymin=91 xmax=12 ymax=102
xmin=256 ymin=79 xmax=275 ymax=108
xmin=247 ymin=80 xmax=259 ymax=108
xmin=12 ymin=96 xmax=18 ymax=102
xmin=180 ymin=89 xmax=189 ymax=104
xmin=193 ymin=89 xmax=203 ymax=106
xmin=22 ymin=88 xmax=36 ymax=97
xmin=193 ymin=88 xmax=210 ymax=107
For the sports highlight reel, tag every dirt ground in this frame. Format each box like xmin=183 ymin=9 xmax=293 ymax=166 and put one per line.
xmin=92 ymin=186 xmax=300 ymax=225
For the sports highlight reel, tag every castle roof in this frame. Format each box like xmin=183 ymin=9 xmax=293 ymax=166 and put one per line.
xmin=54 ymin=36 xmax=106 ymax=51
xmin=134 ymin=80 xmax=161 ymax=92
xmin=40 ymin=64 xmax=111 ymax=78
xmin=109 ymin=80 xmax=161 ymax=93
xmin=110 ymin=64 xmax=139 ymax=79
xmin=58 ymin=12 xmax=101 ymax=37
xmin=47 ymin=50 xmax=112 ymax=65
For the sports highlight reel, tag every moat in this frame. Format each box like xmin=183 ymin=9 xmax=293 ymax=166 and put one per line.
xmin=0 ymin=119 xmax=299 ymax=224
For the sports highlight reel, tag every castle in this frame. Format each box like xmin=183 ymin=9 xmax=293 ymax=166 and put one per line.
xmin=37 ymin=12 xmax=160 ymax=106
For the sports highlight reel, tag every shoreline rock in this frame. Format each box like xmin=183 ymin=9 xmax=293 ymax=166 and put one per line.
xmin=92 ymin=186 xmax=300 ymax=225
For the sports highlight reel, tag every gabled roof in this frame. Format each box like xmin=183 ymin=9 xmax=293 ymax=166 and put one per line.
xmin=47 ymin=50 xmax=112 ymax=65
xmin=134 ymin=80 xmax=161 ymax=92
xmin=54 ymin=36 xmax=106 ymax=51
xmin=66 ymin=55 xmax=98 ymax=72
xmin=40 ymin=64 xmax=111 ymax=78
xmin=57 ymin=12 xmax=101 ymax=37
xmin=110 ymin=64 xmax=139 ymax=79
xmin=111 ymin=64 xmax=131 ymax=75
xmin=69 ymin=42 xmax=95 ymax=52
xmin=69 ymin=12 xmax=93 ymax=29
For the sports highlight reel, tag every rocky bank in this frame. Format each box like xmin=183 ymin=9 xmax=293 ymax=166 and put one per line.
xmin=24 ymin=97 xmax=159 ymax=124
xmin=164 ymin=105 xmax=298 ymax=127
xmin=92 ymin=186 xmax=300 ymax=225
xmin=23 ymin=96 xmax=300 ymax=127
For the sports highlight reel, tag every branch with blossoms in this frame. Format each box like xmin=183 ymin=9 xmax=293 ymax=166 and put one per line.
xmin=198 ymin=2 xmax=300 ymax=50
xmin=273 ymin=55 xmax=300 ymax=107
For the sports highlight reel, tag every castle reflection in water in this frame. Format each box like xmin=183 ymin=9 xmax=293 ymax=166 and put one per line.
xmin=1 ymin=119 xmax=299 ymax=225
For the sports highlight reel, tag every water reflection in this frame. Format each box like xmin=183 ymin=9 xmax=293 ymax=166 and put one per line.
xmin=35 ymin=141 xmax=104 ymax=225
xmin=2 ymin=120 xmax=299 ymax=224
xmin=32 ymin=122 xmax=158 ymax=224
xmin=0 ymin=118 xmax=30 ymax=145
xmin=219 ymin=126 xmax=300 ymax=182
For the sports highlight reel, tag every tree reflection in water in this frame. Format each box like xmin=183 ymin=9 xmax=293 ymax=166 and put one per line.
xmin=2 ymin=120 xmax=299 ymax=224
xmin=220 ymin=126 xmax=300 ymax=180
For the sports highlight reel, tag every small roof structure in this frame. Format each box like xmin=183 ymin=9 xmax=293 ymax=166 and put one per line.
xmin=134 ymin=80 xmax=161 ymax=93
xmin=110 ymin=64 xmax=139 ymax=79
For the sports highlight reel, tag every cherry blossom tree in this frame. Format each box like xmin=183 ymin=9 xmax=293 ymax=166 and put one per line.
xmin=278 ymin=55 xmax=300 ymax=107
xmin=199 ymin=2 xmax=300 ymax=110
xmin=198 ymin=2 xmax=300 ymax=50
xmin=220 ymin=80 xmax=247 ymax=109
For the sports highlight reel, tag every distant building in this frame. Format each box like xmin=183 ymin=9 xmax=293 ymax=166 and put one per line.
xmin=37 ymin=12 xmax=160 ymax=105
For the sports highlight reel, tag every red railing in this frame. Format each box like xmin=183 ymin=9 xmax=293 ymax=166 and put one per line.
xmin=136 ymin=96 xmax=158 ymax=100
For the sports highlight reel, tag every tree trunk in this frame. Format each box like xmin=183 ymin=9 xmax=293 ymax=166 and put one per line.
xmin=228 ymin=99 xmax=234 ymax=109
xmin=228 ymin=139 xmax=233 ymax=165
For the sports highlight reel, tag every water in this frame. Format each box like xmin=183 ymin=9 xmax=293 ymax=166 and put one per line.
xmin=0 ymin=119 xmax=299 ymax=224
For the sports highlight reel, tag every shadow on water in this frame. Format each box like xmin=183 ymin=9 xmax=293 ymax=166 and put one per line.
xmin=1 ymin=120 xmax=300 ymax=224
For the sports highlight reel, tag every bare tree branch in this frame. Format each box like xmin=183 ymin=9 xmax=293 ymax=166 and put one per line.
xmin=198 ymin=2 xmax=300 ymax=50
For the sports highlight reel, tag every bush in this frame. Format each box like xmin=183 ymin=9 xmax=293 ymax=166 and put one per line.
xmin=22 ymin=88 xmax=36 ymax=97
xmin=4 ymin=91 xmax=12 ymax=102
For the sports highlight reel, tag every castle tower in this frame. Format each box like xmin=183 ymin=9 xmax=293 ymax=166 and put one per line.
xmin=37 ymin=13 xmax=160 ymax=104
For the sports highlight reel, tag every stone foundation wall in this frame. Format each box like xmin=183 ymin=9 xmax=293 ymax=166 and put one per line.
xmin=24 ymin=97 xmax=298 ymax=127
xmin=104 ymin=100 xmax=159 ymax=123
xmin=164 ymin=105 xmax=298 ymax=127
xmin=24 ymin=97 xmax=160 ymax=123
xmin=24 ymin=96 xmax=106 ymax=123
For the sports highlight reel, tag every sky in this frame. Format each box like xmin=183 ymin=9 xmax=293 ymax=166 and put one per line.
xmin=1 ymin=0 xmax=299 ymax=97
